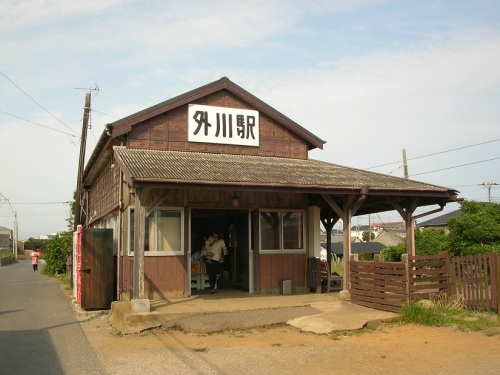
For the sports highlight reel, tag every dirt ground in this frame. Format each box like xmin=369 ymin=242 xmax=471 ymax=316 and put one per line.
xmin=79 ymin=313 xmax=500 ymax=375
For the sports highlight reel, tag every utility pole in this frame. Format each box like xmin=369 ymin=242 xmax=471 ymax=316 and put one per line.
xmin=368 ymin=214 xmax=371 ymax=242
xmin=13 ymin=211 xmax=17 ymax=261
xmin=402 ymin=149 xmax=409 ymax=179
xmin=74 ymin=92 xmax=91 ymax=231
xmin=481 ymin=182 xmax=498 ymax=203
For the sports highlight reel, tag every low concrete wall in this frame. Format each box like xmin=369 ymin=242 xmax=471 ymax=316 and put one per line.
xmin=0 ymin=254 xmax=9 ymax=266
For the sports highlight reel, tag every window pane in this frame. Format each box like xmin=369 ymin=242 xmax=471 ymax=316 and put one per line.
xmin=260 ymin=212 xmax=281 ymax=250
xmin=283 ymin=212 xmax=303 ymax=249
xmin=157 ymin=210 xmax=181 ymax=252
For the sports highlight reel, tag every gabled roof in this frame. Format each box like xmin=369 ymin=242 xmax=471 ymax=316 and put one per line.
xmin=109 ymin=77 xmax=325 ymax=151
xmin=418 ymin=209 xmax=463 ymax=227
xmin=374 ymin=230 xmax=405 ymax=247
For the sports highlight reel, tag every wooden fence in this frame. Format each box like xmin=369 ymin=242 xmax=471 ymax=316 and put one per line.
xmin=349 ymin=252 xmax=499 ymax=313
xmin=408 ymin=253 xmax=449 ymax=301
xmin=350 ymin=259 xmax=407 ymax=313
xmin=449 ymin=252 xmax=499 ymax=310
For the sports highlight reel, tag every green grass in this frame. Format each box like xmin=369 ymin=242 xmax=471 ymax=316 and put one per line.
xmin=330 ymin=259 xmax=344 ymax=276
xmin=399 ymin=299 xmax=500 ymax=335
xmin=192 ymin=347 xmax=208 ymax=352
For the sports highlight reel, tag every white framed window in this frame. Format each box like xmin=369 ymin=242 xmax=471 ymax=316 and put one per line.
xmin=128 ymin=206 xmax=184 ymax=256
xmin=259 ymin=209 xmax=305 ymax=254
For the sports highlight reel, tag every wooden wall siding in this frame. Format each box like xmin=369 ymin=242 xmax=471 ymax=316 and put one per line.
xmin=88 ymin=156 xmax=120 ymax=225
xmin=126 ymin=90 xmax=308 ymax=159
xmin=128 ymin=188 xmax=309 ymax=211
xmin=140 ymin=188 xmax=185 ymax=208
xmin=253 ymin=191 xmax=309 ymax=209
xmin=258 ymin=253 xmax=306 ymax=291
xmin=144 ymin=256 xmax=185 ymax=298
xmin=121 ymin=255 xmax=186 ymax=298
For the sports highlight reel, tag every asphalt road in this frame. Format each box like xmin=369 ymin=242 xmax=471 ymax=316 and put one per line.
xmin=0 ymin=259 xmax=104 ymax=375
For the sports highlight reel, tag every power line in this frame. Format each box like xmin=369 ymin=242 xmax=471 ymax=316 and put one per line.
xmin=411 ymin=156 xmax=500 ymax=177
xmin=0 ymin=70 xmax=78 ymax=136
xmin=91 ymin=109 xmax=117 ymax=118
xmin=366 ymin=138 xmax=500 ymax=170
xmin=0 ymin=110 xmax=79 ymax=138
xmin=9 ymin=201 xmax=72 ymax=205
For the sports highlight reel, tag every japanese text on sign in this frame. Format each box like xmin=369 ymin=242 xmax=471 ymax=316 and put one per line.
xmin=188 ymin=104 xmax=259 ymax=147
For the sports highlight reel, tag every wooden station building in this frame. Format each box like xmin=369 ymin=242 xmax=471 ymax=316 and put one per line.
xmin=80 ymin=77 xmax=458 ymax=303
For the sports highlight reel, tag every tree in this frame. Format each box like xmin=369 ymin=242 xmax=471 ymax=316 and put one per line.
xmin=414 ymin=228 xmax=449 ymax=256
xmin=362 ymin=231 xmax=375 ymax=242
xmin=24 ymin=238 xmax=47 ymax=251
xmin=43 ymin=232 xmax=73 ymax=275
xmin=447 ymin=201 xmax=500 ymax=255
xmin=382 ymin=227 xmax=449 ymax=261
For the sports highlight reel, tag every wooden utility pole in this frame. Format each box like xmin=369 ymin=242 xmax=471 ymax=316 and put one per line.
xmin=74 ymin=93 xmax=91 ymax=231
xmin=402 ymin=149 xmax=409 ymax=179
xmin=482 ymin=182 xmax=498 ymax=203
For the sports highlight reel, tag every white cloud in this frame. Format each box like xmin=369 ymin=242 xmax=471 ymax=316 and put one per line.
xmin=0 ymin=0 xmax=126 ymax=29
xmin=244 ymin=27 xmax=500 ymax=170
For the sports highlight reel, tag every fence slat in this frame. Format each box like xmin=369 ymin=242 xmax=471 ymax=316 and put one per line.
xmin=448 ymin=253 xmax=498 ymax=311
xmin=349 ymin=252 xmax=498 ymax=314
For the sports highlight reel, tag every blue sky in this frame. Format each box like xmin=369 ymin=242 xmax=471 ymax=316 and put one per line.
xmin=1 ymin=0 xmax=499 ymax=238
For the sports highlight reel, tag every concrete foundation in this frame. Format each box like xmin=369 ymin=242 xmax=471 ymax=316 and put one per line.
xmin=110 ymin=301 xmax=161 ymax=334
xmin=339 ymin=290 xmax=351 ymax=301
xmin=131 ymin=298 xmax=151 ymax=313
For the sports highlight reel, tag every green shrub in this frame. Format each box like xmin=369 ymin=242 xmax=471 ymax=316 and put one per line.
xmin=43 ymin=232 xmax=72 ymax=275
xmin=381 ymin=244 xmax=405 ymax=262
xmin=357 ymin=252 xmax=373 ymax=261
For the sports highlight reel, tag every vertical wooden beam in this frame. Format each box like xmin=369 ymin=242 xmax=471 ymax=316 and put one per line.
xmin=249 ymin=209 xmax=259 ymax=293
xmin=342 ymin=206 xmax=352 ymax=291
xmin=184 ymin=207 xmax=190 ymax=296
xmin=406 ymin=215 xmax=416 ymax=257
xmin=133 ymin=187 xmax=145 ymax=300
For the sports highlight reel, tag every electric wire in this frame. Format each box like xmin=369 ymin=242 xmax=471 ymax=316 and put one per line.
xmin=366 ymin=138 xmax=500 ymax=170
xmin=0 ymin=70 xmax=78 ymax=136
xmin=411 ymin=156 xmax=500 ymax=177
xmin=0 ymin=110 xmax=79 ymax=138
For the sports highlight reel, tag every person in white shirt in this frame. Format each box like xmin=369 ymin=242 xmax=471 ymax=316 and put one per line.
xmin=205 ymin=230 xmax=226 ymax=293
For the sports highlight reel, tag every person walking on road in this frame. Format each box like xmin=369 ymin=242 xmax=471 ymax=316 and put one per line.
xmin=31 ymin=249 xmax=40 ymax=271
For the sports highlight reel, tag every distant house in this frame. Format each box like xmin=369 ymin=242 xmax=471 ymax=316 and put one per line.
xmin=0 ymin=226 xmax=12 ymax=249
xmin=418 ymin=209 xmax=462 ymax=233
xmin=321 ymin=241 xmax=385 ymax=259
xmin=374 ymin=230 xmax=405 ymax=247
xmin=351 ymin=221 xmax=405 ymax=241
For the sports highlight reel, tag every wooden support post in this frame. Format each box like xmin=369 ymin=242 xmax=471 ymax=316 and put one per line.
xmin=342 ymin=208 xmax=352 ymax=291
xmin=402 ymin=253 xmax=409 ymax=303
xmin=133 ymin=188 xmax=145 ymax=301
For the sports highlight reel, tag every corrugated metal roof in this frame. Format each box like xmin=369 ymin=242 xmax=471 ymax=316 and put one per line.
xmin=321 ymin=241 xmax=386 ymax=255
xmin=418 ymin=209 xmax=463 ymax=227
xmin=113 ymin=147 xmax=456 ymax=194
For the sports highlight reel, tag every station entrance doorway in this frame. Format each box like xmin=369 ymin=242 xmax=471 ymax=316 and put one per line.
xmin=190 ymin=209 xmax=251 ymax=292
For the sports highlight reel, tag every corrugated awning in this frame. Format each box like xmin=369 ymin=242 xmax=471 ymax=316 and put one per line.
xmin=113 ymin=147 xmax=458 ymax=198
